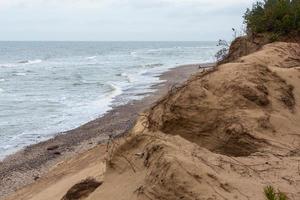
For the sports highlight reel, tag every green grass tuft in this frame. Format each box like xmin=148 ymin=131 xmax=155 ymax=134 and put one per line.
xmin=265 ymin=186 xmax=277 ymax=200
xmin=264 ymin=186 xmax=288 ymax=200
xmin=278 ymin=191 xmax=288 ymax=200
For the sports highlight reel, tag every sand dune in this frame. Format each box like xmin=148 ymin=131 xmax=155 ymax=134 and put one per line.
xmin=6 ymin=42 xmax=300 ymax=200
xmin=88 ymin=42 xmax=300 ymax=200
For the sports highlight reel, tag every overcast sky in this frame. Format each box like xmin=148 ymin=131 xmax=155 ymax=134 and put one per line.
xmin=0 ymin=0 xmax=255 ymax=41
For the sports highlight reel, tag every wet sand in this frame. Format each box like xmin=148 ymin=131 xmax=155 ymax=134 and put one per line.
xmin=0 ymin=63 xmax=214 ymax=199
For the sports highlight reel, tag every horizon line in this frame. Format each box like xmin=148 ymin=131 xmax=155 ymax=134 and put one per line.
xmin=0 ymin=40 xmax=218 ymax=42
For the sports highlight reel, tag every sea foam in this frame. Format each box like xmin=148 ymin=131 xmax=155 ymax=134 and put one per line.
xmin=0 ymin=41 xmax=219 ymax=160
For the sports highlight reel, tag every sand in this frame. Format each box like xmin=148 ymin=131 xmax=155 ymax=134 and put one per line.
xmin=4 ymin=42 xmax=300 ymax=200
xmin=0 ymin=63 xmax=212 ymax=200
xmin=91 ymin=42 xmax=300 ymax=200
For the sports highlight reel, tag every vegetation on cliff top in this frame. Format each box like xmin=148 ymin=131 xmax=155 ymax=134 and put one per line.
xmin=216 ymin=0 xmax=300 ymax=63
xmin=244 ymin=0 xmax=300 ymax=36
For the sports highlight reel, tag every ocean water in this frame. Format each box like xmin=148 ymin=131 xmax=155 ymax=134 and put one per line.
xmin=0 ymin=41 xmax=219 ymax=159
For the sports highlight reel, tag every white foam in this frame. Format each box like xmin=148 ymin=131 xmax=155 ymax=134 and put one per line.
xmin=121 ymin=72 xmax=135 ymax=83
xmin=18 ymin=59 xmax=42 ymax=65
xmin=15 ymin=72 xmax=27 ymax=76
xmin=0 ymin=59 xmax=42 ymax=68
xmin=0 ymin=42 xmax=218 ymax=160
xmin=145 ymin=63 xmax=163 ymax=68
xmin=0 ymin=63 xmax=17 ymax=68
xmin=85 ymin=56 xmax=97 ymax=60
xmin=130 ymin=51 xmax=139 ymax=58
xmin=26 ymin=59 xmax=42 ymax=64
xmin=107 ymin=83 xmax=123 ymax=97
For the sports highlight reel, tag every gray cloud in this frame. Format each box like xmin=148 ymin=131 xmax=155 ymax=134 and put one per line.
xmin=0 ymin=0 xmax=255 ymax=41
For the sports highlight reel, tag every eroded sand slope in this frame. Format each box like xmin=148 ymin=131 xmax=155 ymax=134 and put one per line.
xmin=87 ymin=42 xmax=300 ymax=200
xmin=6 ymin=42 xmax=300 ymax=200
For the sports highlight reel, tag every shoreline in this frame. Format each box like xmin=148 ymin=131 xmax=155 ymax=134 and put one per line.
xmin=0 ymin=62 xmax=214 ymax=199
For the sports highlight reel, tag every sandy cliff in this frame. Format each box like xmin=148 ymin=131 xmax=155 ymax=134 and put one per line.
xmin=87 ymin=42 xmax=300 ymax=200
xmin=6 ymin=42 xmax=300 ymax=200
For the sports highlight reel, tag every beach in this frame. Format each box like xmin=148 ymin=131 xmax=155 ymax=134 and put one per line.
xmin=2 ymin=1 xmax=300 ymax=199
xmin=2 ymin=41 xmax=300 ymax=200
xmin=0 ymin=63 xmax=213 ymax=199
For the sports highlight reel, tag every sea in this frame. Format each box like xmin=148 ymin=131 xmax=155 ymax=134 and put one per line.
xmin=0 ymin=41 xmax=219 ymax=159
